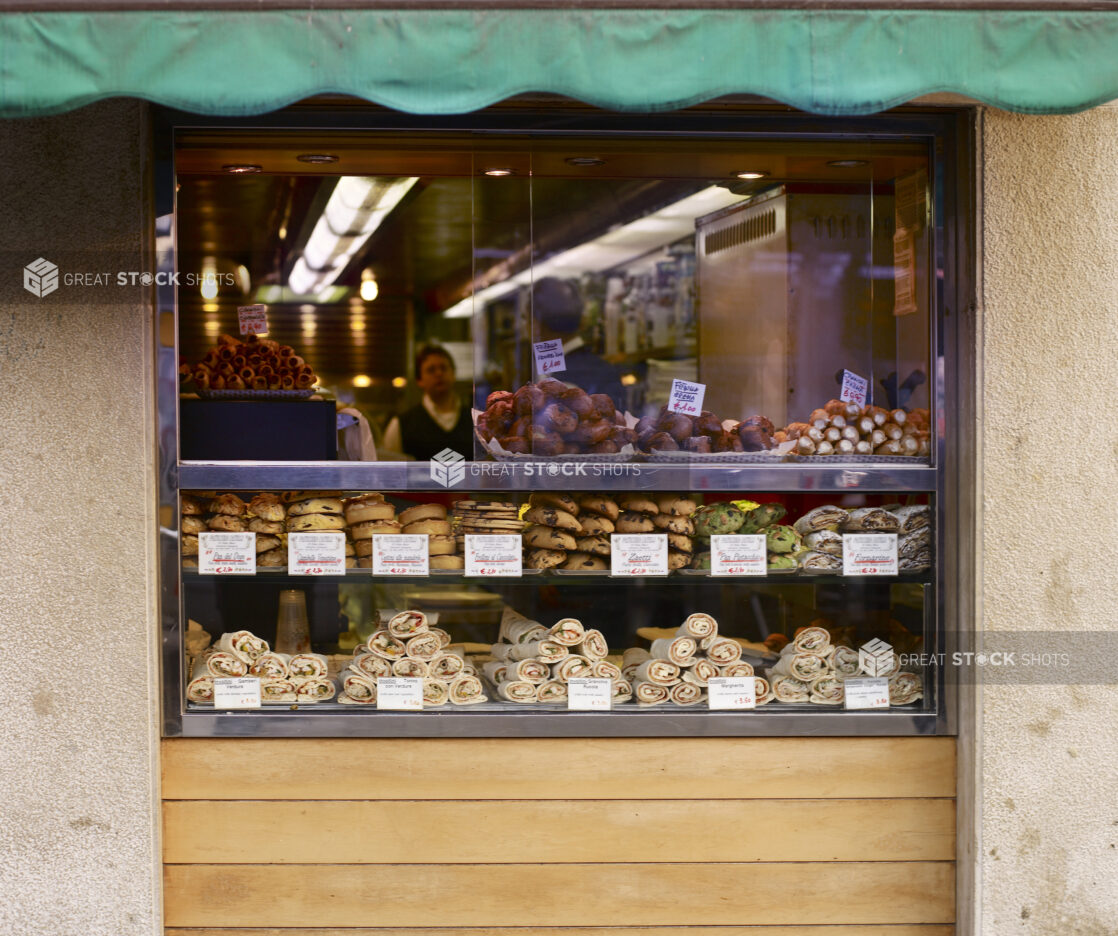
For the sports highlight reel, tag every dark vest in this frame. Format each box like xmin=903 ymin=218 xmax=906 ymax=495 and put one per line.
xmin=398 ymin=402 xmax=474 ymax=462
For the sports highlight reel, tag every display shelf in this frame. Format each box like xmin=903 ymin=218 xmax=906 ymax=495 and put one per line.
xmin=179 ymin=459 xmax=937 ymax=493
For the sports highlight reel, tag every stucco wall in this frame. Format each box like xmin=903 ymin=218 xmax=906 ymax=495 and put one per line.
xmin=0 ymin=101 xmax=160 ymax=936
xmin=979 ymin=105 xmax=1118 ymax=933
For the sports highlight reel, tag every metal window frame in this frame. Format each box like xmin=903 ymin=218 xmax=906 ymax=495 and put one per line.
xmin=155 ymin=100 xmax=975 ymax=738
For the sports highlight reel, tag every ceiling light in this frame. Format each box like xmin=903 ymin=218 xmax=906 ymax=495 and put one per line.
xmin=391 ymin=376 xmax=407 ymax=389
xmin=200 ymin=279 xmax=218 ymax=300
xmin=827 ymin=159 xmax=870 ymax=168
xmin=620 ymin=373 xmax=639 ymax=387
xmin=278 ymin=225 xmax=288 ymax=241
xmin=483 ymin=168 xmax=516 ymax=177
xmin=360 ymin=275 xmax=379 ymax=302
xmin=301 ymin=306 xmax=316 ymax=337
xmin=202 ymin=302 xmax=219 ymax=314
xmin=223 ymin=164 xmax=262 ymax=174
xmin=733 ymin=170 xmax=770 ymax=180
xmin=565 ymin=157 xmax=605 ymax=167
xmin=442 ymin=185 xmax=748 ymax=318
xmin=352 ymin=374 xmax=372 ymax=388
xmin=350 ymin=315 xmax=366 ymax=333
xmin=203 ymin=317 xmax=221 ymax=334
xmin=287 ymin=176 xmax=418 ymax=296
xmin=297 ymin=154 xmax=339 ymax=164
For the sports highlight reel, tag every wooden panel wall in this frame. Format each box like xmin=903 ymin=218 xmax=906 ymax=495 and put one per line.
xmin=162 ymin=737 xmax=955 ymax=935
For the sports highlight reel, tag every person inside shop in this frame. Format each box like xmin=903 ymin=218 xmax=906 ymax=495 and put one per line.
xmin=533 ymin=276 xmax=625 ymax=404
xmin=382 ymin=344 xmax=474 ymax=461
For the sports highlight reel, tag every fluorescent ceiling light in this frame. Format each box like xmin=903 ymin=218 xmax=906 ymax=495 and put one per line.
xmin=254 ymin=284 xmax=348 ymax=305
xmin=442 ymin=186 xmax=747 ymax=318
xmin=287 ymin=176 xmax=418 ymax=296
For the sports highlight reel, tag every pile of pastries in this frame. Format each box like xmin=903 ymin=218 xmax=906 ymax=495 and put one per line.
xmin=689 ymin=501 xmax=801 ymax=572
xmin=778 ymin=399 xmax=931 ymax=457
xmin=182 ymin=333 xmax=318 ymax=392
xmin=186 ymin=629 xmax=336 ymax=704
xmin=348 ymin=498 xmax=461 ymax=570
xmin=476 ymin=380 xmax=637 ymax=455
xmin=637 ymin=405 xmax=776 ymax=454
xmin=793 ymin=503 xmax=931 ymax=573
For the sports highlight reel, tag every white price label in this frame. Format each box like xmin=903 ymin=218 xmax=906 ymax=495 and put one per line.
xmin=376 ymin=677 xmax=424 ymax=711
xmin=839 ymin=369 xmax=869 ymax=407
xmin=843 ymin=533 xmax=899 ymax=576
xmin=711 ymin=534 xmax=767 ymax=576
xmin=533 ymin=339 xmax=567 ymax=376
xmin=611 ymin=534 xmax=669 ymax=577
xmin=198 ymin=532 xmax=256 ymax=575
xmin=372 ymin=534 xmax=430 ymax=577
xmin=465 ymin=534 xmax=523 ymax=577
xmin=708 ymin=677 xmax=757 ymax=710
xmin=567 ymin=678 xmax=612 ymax=711
xmin=667 ymin=378 xmax=706 ymax=416
xmin=213 ymin=677 xmax=261 ymax=709
xmin=288 ymin=532 xmax=347 ymax=576
xmin=844 ymin=677 xmax=891 ymax=710
xmin=237 ymin=304 xmax=269 ymax=335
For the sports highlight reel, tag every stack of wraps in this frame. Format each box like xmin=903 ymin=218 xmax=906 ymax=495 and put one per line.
xmin=186 ymin=629 xmax=336 ymax=704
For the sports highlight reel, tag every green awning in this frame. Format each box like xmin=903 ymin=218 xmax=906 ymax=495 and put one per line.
xmin=1 ymin=8 xmax=1116 ymax=118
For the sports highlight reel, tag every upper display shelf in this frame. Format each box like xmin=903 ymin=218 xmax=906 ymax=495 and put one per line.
xmin=178 ymin=460 xmax=936 ymax=493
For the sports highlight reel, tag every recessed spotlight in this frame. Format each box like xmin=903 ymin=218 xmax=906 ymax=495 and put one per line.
xmin=483 ymin=168 xmax=516 ymax=177
xmin=565 ymin=156 xmax=605 ymax=167
xmin=391 ymin=376 xmax=407 ymax=389
xmin=827 ymin=159 xmax=870 ymax=168
xmin=296 ymin=153 xmax=339 ymax=164
xmin=733 ymin=170 xmax=770 ymax=180
xmin=352 ymin=374 xmax=372 ymax=388
xmin=222 ymin=164 xmax=263 ymax=174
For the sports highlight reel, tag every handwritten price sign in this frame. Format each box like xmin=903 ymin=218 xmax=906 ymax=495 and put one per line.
xmin=237 ymin=304 xmax=269 ymax=336
xmin=533 ymin=339 xmax=567 ymax=376
xmin=839 ymin=369 xmax=868 ymax=407
xmin=842 ymin=534 xmax=898 ymax=577
xmin=667 ymin=379 xmax=706 ymax=415
xmin=198 ymin=532 xmax=256 ymax=575
xmin=465 ymin=535 xmax=522 ymax=577
xmin=288 ymin=532 xmax=346 ymax=576
xmin=611 ymin=534 xmax=669 ymax=577
xmin=372 ymin=535 xmax=429 ymax=577
xmin=711 ymin=534 xmax=766 ymax=576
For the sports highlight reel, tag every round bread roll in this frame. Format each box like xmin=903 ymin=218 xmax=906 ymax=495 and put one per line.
xmin=403 ymin=518 xmax=452 ymax=536
xmin=667 ymin=533 xmax=694 ymax=554
xmin=208 ymin=514 xmax=248 ymax=532
xmin=578 ymin=514 xmax=615 ymax=535
xmin=287 ymin=497 xmax=345 ymax=517
xmin=181 ymin=494 xmax=206 ymax=516
xmin=523 ymin=506 xmax=580 ymax=532
xmin=286 ymin=513 xmax=346 ymax=532
xmin=523 ymin=524 xmax=578 ymax=551
xmin=350 ymin=519 xmax=402 ymax=540
xmin=356 ymin=557 xmax=373 ymax=568
xmin=652 ymin=513 xmax=695 ymax=535
xmin=208 ymin=494 xmax=247 ymax=516
xmin=354 ymin=538 xmax=375 ymax=558
xmin=428 ymin=534 xmax=457 ymax=556
xmin=346 ymin=556 xmax=357 ymax=569
xmin=247 ymin=517 xmax=284 ymax=535
xmin=667 ymin=550 xmax=691 ymax=571
xmin=528 ymin=492 xmax=579 ymax=516
xmin=344 ymin=539 xmax=355 ymax=557
xmin=181 ymin=534 xmax=199 ymax=556
xmin=656 ymin=495 xmax=698 ymax=517
xmin=562 ymin=552 xmax=608 ymax=571
xmin=255 ymin=535 xmax=282 ymax=553
xmin=181 ymin=515 xmax=207 ymax=535
xmin=526 ymin=547 xmax=566 ymax=570
xmin=616 ymin=512 xmax=655 ymax=534
xmin=282 ymin=490 xmax=337 ymax=503
xmin=344 ymin=498 xmax=395 ymax=525
xmin=430 ymin=554 xmax=465 ymax=570
xmin=398 ymin=503 xmax=448 ymax=526
xmin=575 ymin=535 xmax=611 ymax=556
xmin=577 ymin=495 xmax=619 ymax=521
xmin=619 ymin=495 xmax=659 ymax=515
xmin=248 ymin=493 xmax=286 ymax=522
xmin=257 ymin=548 xmax=287 ymax=567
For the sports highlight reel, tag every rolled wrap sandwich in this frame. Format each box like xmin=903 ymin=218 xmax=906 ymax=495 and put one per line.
xmin=535 ymin=680 xmax=568 ymax=703
xmin=429 ymin=653 xmax=466 ymax=680
xmin=682 ymin=658 xmax=720 ymax=687
xmin=422 ymin=678 xmax=450 ymax=706
xmin=809 ymin=675 xmax=845 ymax=705
xmin=621 ymin=647 xmax=651 ymax=680
xmin=249 ymin=651 xmax=289 ymax=679
xmin=549 ymin=618 xmax=586 ymax=647
xmin=393 ymin=658 xmax=430 ymax=678
xmin=578 ymin=630 xmax=609 ymax=661
xmin=196 ymin=651 xmax=248 ymax=679
xmin=650 ymin=636 xmax=698 ymax=667
xmin=340 ymin=669 xmax=378 ymax=703
xmin=261 ymin=678 xmax=297 ymax=703
xmin=669 ymin=682 xmax=705 ymax=706
xmin=511 ymin=639 xmax=567 ymax=663
xmin=633 ymin=680 xmax=670 ymax=705
xmin=772 ymin=675 xmax=812 ymax=703
xmin=554 ymin=655 xmax=593 ymax=682
xmin=889 ymin=672 xmax=924 ymax=705
xmin=831 ymin=646 xmax=862 ymax=678
xmin=704 ymin=637 xmax=743 ymax=665
xmin=591 ymin=660 xmax=623 ymax=681
xmin=612 ymin=679 xmax=634 ymax=703
xmin=497 ymin=680 xmax=538 ymax=703
xmin=218 ymin=630 xmax=269 ymax=663
xmin=511 ymin=659 xmax=551 ymax=684
xmin=771 ymin=651 xmax=829 ymax=682
xmin=753 ymin=676 xmax=774 ymax=705
xmin=405 ymin=632 xmax=443 ymax=662
xmin=720 ymin=661 xmax=755 ymax=678
xmin=448 ymin=674 xmax=487 ymax=705
xmin=482 ymin=661 xmax=508 ymax=685
xmin=678 ymin=613 xmax=718 ymax=640
xmin=295 ymin=677 xmax=336 ymax=702
xmin=634 ymin=658 xmax=681 ymax=686
xmin=186 ymin=675 xmax=215 ymax=704
xmin=387 ymin=610 xmax=429 ymax=638
xmin=354 ymin=653 xmax=392 ymax=679
xmin=792 ymin=626 xmax=832 ymax=654
xmin=506 ymin=620 xmax=549 ymax=645
xmin=368 ymin=630 xmax=407 ymax=660
xmin=288 ymin=653 xmax=329 ymax=679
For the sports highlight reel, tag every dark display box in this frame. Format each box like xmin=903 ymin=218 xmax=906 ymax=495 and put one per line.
xmin=180 ymin=399 xmax=337 ymax=461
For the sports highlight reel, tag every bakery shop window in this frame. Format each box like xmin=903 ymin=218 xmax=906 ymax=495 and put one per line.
xmin=166 ymin=115 xmax=954 ymax=733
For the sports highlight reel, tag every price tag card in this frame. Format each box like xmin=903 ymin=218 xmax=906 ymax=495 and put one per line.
xmin=465 ymin=534 xmax=523 ymax=577
xmin=288 ymin=532 xmax=347 ymax=576
xmin=372 ymin=534 xmax=430 ymax=577
xmin=843 ymin=533 xmax=899 ymax=576
xmin=610 ymin=534 xmax=669 ymax=577
xmin=198 ymin=532 xmax=256 ymax=575
xmin=567 ymin=678 xmax=611 ymax=711
xmin=533 ymin=339 xmax=567 ymax=376
xmin=708 ymin=677 xmax=757 ymax=710
xmin=376 ymin=677 xmax=424 ymax=711
xmin=237 ymin=304 xmax=269 ymax=335
xmin=839 ymin=369 xmax=868 ymax=407
xmin=711 ymin=534 xmax=767 ymax=576
xmin=667 ymin=378 xmax=706 ymax=416
xmin=213 ymin=677 xmax=261 ymax=709
xmin=844 ymin=677 xmax=891 ymax=710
